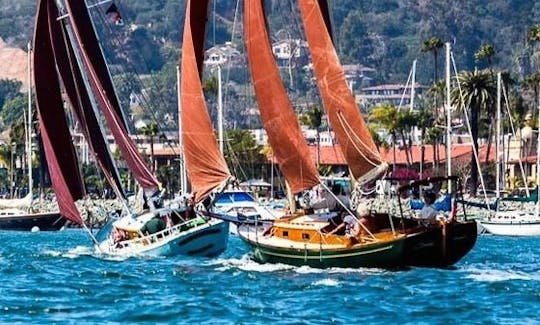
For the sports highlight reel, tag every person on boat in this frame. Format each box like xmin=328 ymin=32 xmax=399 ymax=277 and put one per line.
xmin=140 ymin=214 xmax=166 ymax=235
xmin=418 ymin=191 xmax=438 ymax=220
xmin=308 ymin=183 xmax=350 ymax=213
xmin=327 ymin=202 xmax=372 ymax=238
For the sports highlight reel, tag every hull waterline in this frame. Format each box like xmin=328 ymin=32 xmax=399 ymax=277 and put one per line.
xmin=0 ymin=212 xmax=66 ymax=231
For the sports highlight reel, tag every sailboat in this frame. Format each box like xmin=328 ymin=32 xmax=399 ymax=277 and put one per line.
xmin=237 ymin=0 xmax=406 ymax=268
xmin=480 ymin=73 xmax=540 ymax=236
xmin=0 ymin=43 xmax=65 ymax=231
xmin=238 ymin=0 xmax=477 ymax=268
xmin=33 ymin=0 xmax=228 ymax=257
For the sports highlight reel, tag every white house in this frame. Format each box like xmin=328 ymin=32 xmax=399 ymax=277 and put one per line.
xmin=204 ymin=42 xmax=241 ymax=67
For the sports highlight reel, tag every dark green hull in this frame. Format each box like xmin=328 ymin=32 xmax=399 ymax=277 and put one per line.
xmin=241 ymin=236 xmax=406 ymax=269
xmin=401 ymin=220 xmax=477 ymax=267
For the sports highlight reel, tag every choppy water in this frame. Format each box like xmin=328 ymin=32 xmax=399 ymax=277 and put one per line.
xmin=0 ymin=230 xmax=539 ymax=324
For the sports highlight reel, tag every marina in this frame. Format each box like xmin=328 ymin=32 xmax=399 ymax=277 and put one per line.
xmin=0 ymin=230 xmax=537 ymax=323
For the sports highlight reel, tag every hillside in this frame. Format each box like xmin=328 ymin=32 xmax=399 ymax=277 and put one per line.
xmin=0 ymin=38 xmax=28 ymax=91
xmin=1 ymin=0 xmax=540 ymax=132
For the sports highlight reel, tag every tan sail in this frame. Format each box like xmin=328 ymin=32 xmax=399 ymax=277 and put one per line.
xmin=180 ymin=0 xmax=231 ymax=203
xmin=298 ymin=0 xmax=386 ymax=181
xmin=244 ymin=0 xmax=319 ymax=193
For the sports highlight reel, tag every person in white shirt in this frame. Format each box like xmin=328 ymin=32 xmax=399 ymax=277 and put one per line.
xmin=309 ymin=184 xmax=350 ymax=213
xmin=419 ymin=191 xmax=438 ymax=220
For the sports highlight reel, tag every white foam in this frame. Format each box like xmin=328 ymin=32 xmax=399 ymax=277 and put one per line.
xmin=465 ymin=267 xmax=539 ymax=282
xmin=312 ymin=278 xmax=340 ymax=286
xmin=208 ymin=255 xmax=295 ymax=273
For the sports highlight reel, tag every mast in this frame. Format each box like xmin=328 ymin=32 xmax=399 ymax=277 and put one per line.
xmin=410 ymin=59 xmax=416 ymax=112
xmin=496 ymin=72 xmax=501 ymax=201
xmin=177 ymin=64 xmax=187 ymax=193
xmin=217 ymin=65 xmax=224 ymax=154
xmin=27 ymin=42 xmax=33 ymax=201
xmin=536 ymin=82 xmax=540 ymax=218
xmin=445 ymin=42 xmax=452 ymax=191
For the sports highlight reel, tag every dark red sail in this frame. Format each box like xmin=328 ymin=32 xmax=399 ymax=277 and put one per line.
xmin=48 ymin=7 xmax=125 ymax=200
xmin=64 ymin=0 xmax=160 ymax=193
xmin=33 ymin=0 xmax=85 ymax=224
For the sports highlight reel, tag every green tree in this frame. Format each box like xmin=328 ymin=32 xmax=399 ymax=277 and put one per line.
xmin=139 ymin=121 xmax=159 ymax=172
xmin=369 ymin=104 xmax=404 ymax=169
xmin=421 ymin=37 xmax=444 ymax=85
xmin=299 ymin=105 xmax=323 ymax=165
xmin=474 ymin=44 xmax=496 ymax=70
xmin=224 ymin=129 xmax=265 ymax=181
xmin=452 ymin=69 xmax=496 ymax=195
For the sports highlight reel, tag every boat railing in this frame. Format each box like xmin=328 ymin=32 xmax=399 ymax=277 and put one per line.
xmin=113 ymin=217 xmax=205 ymax=250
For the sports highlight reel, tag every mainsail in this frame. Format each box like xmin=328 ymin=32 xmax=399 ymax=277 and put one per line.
xmin=298 ymin=0 xmax=385 ymax=181
xmin=33 ymin=0 xmax=85 ymax=224
xmin=180 ymin=0 xmax=231 ymax=203
xmin=244 ymin=0 xmax=319 ymax=193
xmin=49 ymin=4 xmax=125 ymax=200
xmin=64 ymin=0 xmax=160 ymax=193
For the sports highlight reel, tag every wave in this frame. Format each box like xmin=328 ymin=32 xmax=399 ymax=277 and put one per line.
xmin=464 ymin=266 xmax=540 ymax=282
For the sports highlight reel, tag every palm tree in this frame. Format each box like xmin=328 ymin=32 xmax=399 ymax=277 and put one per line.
xmin=528 ymin=23 xmax=540 ymax=72
xmin=369 ymin=104 xmax=403 ymax=170
xmin=421 ymin=37 xmax=444 ymax=86
xmin=427 ymin=80 xmax=446 ymax=166
xmin=139 ymin=121 xmax=159 ymax=172
xmin=452 ymin=69 xmax=496 ymax=195
xmin=474 ymin=44 xmax=495 ymax=70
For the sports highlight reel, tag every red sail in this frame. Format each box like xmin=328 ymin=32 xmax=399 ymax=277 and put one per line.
xmin=33 ymin=0 xmax=84 ymax=224
xmin=180 ymin=0 xmax=231 ymax=203
xmin=49 ymin=8 xmax=125 ymax=200
xmin=298 ymin=0 xmax=384 ymax=180
xmin=64 ymin=0 xmax=159 ymax=193
xmin=244 ymin=0 xmax=319 ymax=193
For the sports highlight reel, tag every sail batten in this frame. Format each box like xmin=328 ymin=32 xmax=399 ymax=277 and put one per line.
xmin=180 ymin=0 xmax=231 ymax=203
xmin=244 ymin=0 xmax=319 ymax=193
xmin=64 ymin=0 xmax=159 ymax=193
xmin=298 ymin=0 xmax=384 ymax=180
xmin=33 ymin=0 xmax=84 ymax=224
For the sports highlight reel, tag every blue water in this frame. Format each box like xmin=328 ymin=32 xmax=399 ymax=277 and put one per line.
xmin=0 ymin=230 xmax=539 ymax=324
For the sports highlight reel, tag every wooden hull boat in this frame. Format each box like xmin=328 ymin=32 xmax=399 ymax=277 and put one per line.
xmin=238 ymin=214 xmax=406 ymax=268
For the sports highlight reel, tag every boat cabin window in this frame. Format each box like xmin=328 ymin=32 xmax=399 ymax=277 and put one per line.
xmin=302 ymin=233 xmax=310 ymax=240
xmin=283 ymin=231 xmax=289 ymax=238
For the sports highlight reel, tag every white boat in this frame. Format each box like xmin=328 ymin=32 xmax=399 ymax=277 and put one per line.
xmin=213 ymin=190 xmax=283 ymax=233
xmin=481 ymin=210 xmax=540 ymax=236
xmin=97 ymin=208 xmax=228 ymax=257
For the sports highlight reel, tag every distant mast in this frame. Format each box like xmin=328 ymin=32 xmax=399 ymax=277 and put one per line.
xmin=445 ymin=42 xmax=452 ymax=191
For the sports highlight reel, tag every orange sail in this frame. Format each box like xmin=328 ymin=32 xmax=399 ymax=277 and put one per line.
xmin=298 ymin=0 xmax=386 ymax=181
xmin=244 ymin=0 xmax=320 ymax=193
xmin=180 ymin=0 xmax=231 ymax=203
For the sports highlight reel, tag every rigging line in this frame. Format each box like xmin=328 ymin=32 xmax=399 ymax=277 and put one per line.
xmin=220 ymin=0 xmax=242 ymax=132
xmin=91 ymin=1 xmax=175 ymax=141
xmin=91 ymin=3 xmax=181 ymax=161
xmin=335 ymin=111 xmax=380 ymax=167
xmin=451 ymin=51 xmax=490 ymax=209
xmin=502 ymin=79 xmax=529 ymax=196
